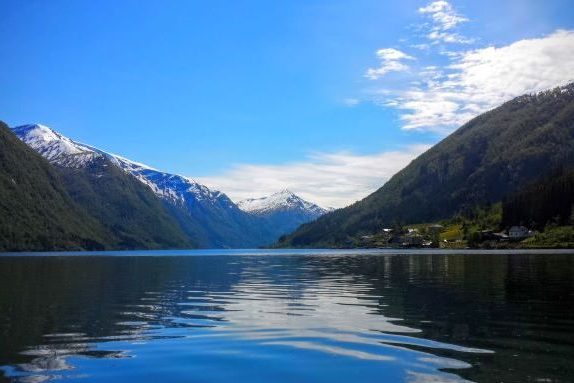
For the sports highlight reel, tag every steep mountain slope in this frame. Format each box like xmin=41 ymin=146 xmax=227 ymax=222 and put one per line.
xmin=238 ymin=190 xmax=328 ymax=238
xmin=12 ymin=124 xmax=195 ymax=250
xmin=56 ymin=157 xmax=195 ymax=249
xmin=12 ymin=124 xmax=277 ymax=248
xmin=12 ymin=124 xmax=99 ymax=168
xmin=110 ymin=157 xmax=274 ymax=248
xmin=279 ymin=83 xmax=574 ymax=247
xmin=0 ymin=122 xmax=109 ymax=251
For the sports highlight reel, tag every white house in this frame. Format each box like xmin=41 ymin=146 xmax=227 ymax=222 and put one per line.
xmin=508 ymin=226 xmax=530 ymax=239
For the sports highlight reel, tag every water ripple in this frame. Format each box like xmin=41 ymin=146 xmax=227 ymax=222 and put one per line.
xmin=1 ymin=252 xmax=573 ymax=382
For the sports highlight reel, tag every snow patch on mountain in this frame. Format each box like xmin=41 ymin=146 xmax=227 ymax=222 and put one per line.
xmin=13 ymin=124 xmax=99 ymax=168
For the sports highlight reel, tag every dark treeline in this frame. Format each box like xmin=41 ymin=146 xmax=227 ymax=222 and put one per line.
xmin=502 ymin=168 xmax=574 ymax=229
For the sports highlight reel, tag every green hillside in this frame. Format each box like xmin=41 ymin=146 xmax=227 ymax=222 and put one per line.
xmin=0 ymin=122 xmax=194 ymax=251
xmin=278 ymin=84 xmax=574 ymax=247
xmin=0 ymin=122 xmax=109 ymax=251
xmin=57 ymin=157 xmax=195 ymax=250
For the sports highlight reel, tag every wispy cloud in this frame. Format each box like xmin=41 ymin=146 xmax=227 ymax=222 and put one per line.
xmin=343 ymin=98 xmax=360 ymax=107
xmin=197 ymin=145 xmax=430 ymax=208
xmin=360 ymin=1 xmax=574 ymax=133
xmin=385 ymin=29 xmax=574 ymax=132
xmin=418 ymin=0 xmax=471 ymax=44
xmin=365 ymin=48 xmax=415 ymax=80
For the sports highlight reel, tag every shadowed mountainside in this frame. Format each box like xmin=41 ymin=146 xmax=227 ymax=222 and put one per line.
xmin=279 ymin=83 xmax=574 ymax=247
xmin=1 ymin=122 xmax=194 ymax=251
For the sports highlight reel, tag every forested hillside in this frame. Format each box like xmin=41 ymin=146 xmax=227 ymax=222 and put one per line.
xmin=502 ymin=167 xmax=574 ymax=229
xmin=0 ymin=122 xmax=108 ymax=251
xmin=57 ymin=157 xmax=195 ymax=249
xmin=1 ymin=122 xmax=194 ymax=251
xmin=279 ymin=83 xmax=574 ymax=247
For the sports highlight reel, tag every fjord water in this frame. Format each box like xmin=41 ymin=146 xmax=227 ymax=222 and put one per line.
xmin=0 ymin=251 xmax=573 ymax=383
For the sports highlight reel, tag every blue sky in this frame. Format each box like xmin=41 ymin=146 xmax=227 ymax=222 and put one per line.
xmin=2 ymin=0 xmax=574 ymax=206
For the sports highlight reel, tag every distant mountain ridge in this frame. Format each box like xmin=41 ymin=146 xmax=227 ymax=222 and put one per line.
xmin=238 ymin=189 xmax=326 ymax=216
xmin=278 ymin=83 xmax=574 ymax=248
xmin=238 ymin=190 xmax=328 ymax=239
xmin=11 ymin=124 xmax=327 ymax=248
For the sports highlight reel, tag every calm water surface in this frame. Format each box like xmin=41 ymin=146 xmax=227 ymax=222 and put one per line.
xmin=0 ymin=250 xmax=573 ymax=383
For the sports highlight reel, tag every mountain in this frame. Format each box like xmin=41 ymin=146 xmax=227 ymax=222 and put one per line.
xmin=237 ymin=190 xmax=328 ymax=238
xmin=238 ymin=189 xmax=326 ymax=216
xmin=12 ymin=124 xmax=100 ymax=168
xmin=109 ymin=157 xmax=274 ymax=248
xmin=54 ymin=156 xmax=195 ymax=249
xmin=11 ymin=124 xmax=285 ymax=248
xmin=9 ymin=124 xmax=194 ymax=250
xmin=0 ymin=122 xmax=110 ymax=251
xmin=278 ymin=83 xmax=574 ymax=247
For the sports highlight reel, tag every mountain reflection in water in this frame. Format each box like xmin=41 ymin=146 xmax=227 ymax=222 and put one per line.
xmin=0 ymin=251 xmax=573 ymax=383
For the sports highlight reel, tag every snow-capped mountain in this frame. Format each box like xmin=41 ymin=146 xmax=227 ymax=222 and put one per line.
xmin=12 ymin=124 xmax=99 ymax=168
xmin=13 ymin=124 xmax=228 ymax=207
xmin=237 ymin=190 xmax=328 ymax=238
xmin=12 ymin=124 xmax=329 ymax=247
xmin=12 ymin=124 xmax=269 ymax=247
xmin=111 ymin=156 xmax=233 ymax=208
xmin=238 ymin=189 xmax=327 ymax=217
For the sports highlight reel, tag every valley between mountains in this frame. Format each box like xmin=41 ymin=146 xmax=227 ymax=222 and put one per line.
xmin=1 ymin=123 xmax=327 ymax=251
xmin=2 ymin=83 xmax=574 ymax=251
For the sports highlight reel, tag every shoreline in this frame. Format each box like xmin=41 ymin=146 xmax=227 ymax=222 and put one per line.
xmin=2 ymin=248 xmax=574 ymax=257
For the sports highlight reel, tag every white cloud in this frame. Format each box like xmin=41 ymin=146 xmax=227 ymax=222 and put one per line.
xmin=376 ymin=48 xmax=414 ymax=61
xmin=418 ymin=1 xmax=471 ymax=44
xmin=343 ymin=98 xmax=360 ymax=106
xmin=381 ymin=29 xmax=574 ymax=132
xmin=411 ymin=43 xmax=431 ymax=51
xmin=419 ymin=1 xmax=467 ymax=30
xmin=365 ymin=48 xmax=414 ymax=80
xmin=197 ymin=145 xmax=430 ymax=208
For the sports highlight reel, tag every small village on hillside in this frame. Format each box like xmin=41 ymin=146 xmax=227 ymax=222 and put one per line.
xmin=357 ymin=224 xmax=566 ymax=249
